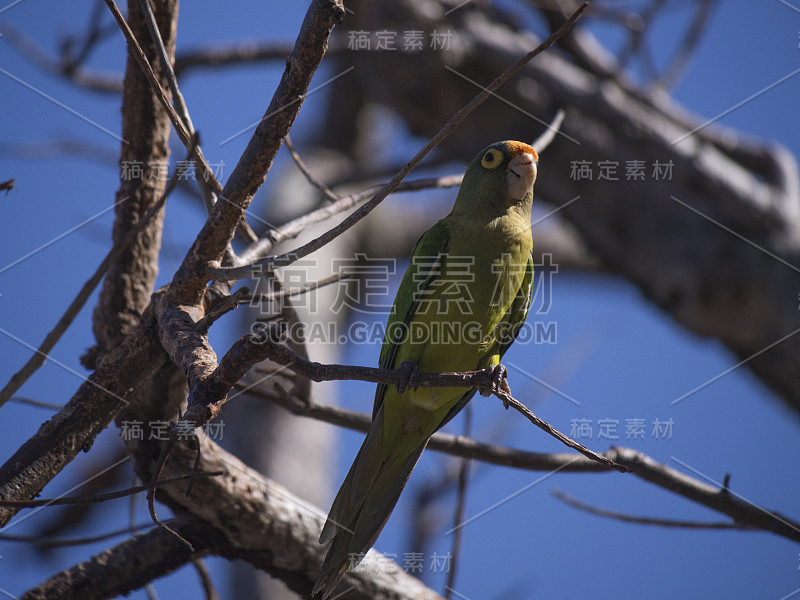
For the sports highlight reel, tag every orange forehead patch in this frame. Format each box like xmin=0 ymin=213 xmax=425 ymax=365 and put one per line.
xmin=504 ymin=141 xmax=538 ymax=161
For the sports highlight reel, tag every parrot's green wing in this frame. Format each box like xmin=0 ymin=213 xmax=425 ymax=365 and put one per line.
xmin=316 ymin=221 xmax=453 ymax=594
xmin=495 ymin=250 xmax=534 ymax=359
xmin=372 ymin=220 xmax=451 ymax=418
xmin=435 ymin=251 xmax=534 ymax=429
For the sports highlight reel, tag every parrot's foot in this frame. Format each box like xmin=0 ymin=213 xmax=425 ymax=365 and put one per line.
xmin=479 ymin=364 xmax=511 ymax=405
xmin=396 ymin=360 xmax=420 ymax=393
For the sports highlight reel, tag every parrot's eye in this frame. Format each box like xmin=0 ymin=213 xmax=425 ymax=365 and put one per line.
xmin=481 ymin=149 xmax=504 ymax=169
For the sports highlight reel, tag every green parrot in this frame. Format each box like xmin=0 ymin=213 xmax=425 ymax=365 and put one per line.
xmin=312 ymin=140 xmax=538 ymax=599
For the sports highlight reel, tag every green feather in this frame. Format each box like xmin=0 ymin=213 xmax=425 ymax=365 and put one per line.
xmin=373 ymin=220 xmax=451 ymax=418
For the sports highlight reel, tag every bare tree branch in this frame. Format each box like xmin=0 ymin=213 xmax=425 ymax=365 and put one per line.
xmin=0 ymin=302 xmax=167 ymax=527
xmin=285 ymin=134 xmax=340 ymax=202
xmin=0 ymin=521 xmax=159 ymax=549
xmin=20 ymin=518 xmax=215 ymax=600
xmin=90 ymin=0 xmax=178 ymax=354
xmin=0 ymin=470 xmax=222 ymax=508
xmin=0 ymin=178 xmax=15 ymax=194
xmin=20 ymin=506 xmax=446 ymax=600
xmin=174 ymin=41 xmax=297 ymax=77
xmin=0 ymin=20 xmax=124 ymax=93
xmin=237 ymin=174 xmax=463 ymax=266
xmin=551 ymin=487 xmax=754 ymax=530
xmin=167 ymin=0 xmax=345 ymax=305
xmin=445 ymin=406 xmax=471 ymax=599
xmin=191 ymin=558 xmax=220 ymax=600
xmin=654 ymin=0 xmax=718 ymax=91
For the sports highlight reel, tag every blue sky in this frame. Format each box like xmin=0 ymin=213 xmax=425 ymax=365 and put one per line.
xmin=1 ymin=1 xmax=800 ymax=599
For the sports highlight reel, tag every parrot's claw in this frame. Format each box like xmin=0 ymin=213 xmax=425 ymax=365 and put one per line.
xmin=396 ymin=360 xmax=420 ymax=393
xmin=500 ymin=379 xmax=512 ymax=409
xmin=479 ymin=364 xmax=511 ymax=403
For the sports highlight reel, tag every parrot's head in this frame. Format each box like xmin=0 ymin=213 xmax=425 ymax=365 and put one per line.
xmin=453 ymin=140 xmax=538 ymax=221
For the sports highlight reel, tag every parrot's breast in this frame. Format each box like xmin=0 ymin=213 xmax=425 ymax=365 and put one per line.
xmin=381 ymin=210 xmax=532 ymax=458
xmin=399 ymin=220 xmax=530 ymax=409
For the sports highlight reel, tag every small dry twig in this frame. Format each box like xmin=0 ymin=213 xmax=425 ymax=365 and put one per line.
xmin=495 ymin=389 xmax=627 ymax=472
xmin=8 ymin=396 xmax=64 ymax=411
xmin=147 ymin=436 xmax=194 ymax=550
xmin=245 ymin=272 xmax=349 ymax=305
xmin=194 ymin=287 xmax=252 ymax=335
xmin=284 ymin=134 xmax=339 ymax=202
xmin=552 ymin=488 xmax=753 ymax=530
xmin=445 ymin=405 xmax=472 ymax=599
xmin=0 ymin=470 xmax=221 ymax=508
xmin=0 ymin=178 xmax=15 ymax=194
xmin=0 ymin=520 xmax=164 ymax=548
xmin=174 ymin=42 xmax=296 ymax=77
xmin=192 ymin=557 xmax=220 ymax=600
xmin=530 ymin=109 xmax=565 ymax=155
xmin=237 ymin=174 xmax=463 ymax=266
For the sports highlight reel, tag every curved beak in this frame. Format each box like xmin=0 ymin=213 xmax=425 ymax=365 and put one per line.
xmin=506 ymin=151 xmax=537 ymax=201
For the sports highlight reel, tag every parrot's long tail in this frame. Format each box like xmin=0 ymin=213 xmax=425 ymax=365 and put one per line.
xmin=312 ymin=405 xmax=427 ymax=599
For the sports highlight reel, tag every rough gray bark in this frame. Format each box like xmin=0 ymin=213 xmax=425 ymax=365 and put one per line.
xmin=91 ymin=0 xmax=176 ymax=354
xmin=19 ymin=467 xmax=445 ymax=600
xmin=114 ymin=404 xmax=445 ymax=600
